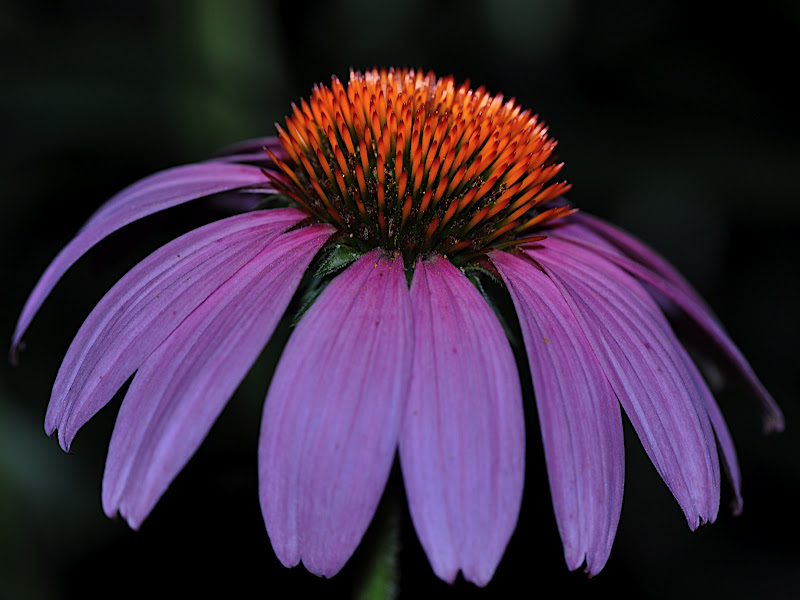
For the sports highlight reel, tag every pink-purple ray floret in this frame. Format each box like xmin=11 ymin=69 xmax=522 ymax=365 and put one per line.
xmin=12 ymin=142 xmax=783 ymax=586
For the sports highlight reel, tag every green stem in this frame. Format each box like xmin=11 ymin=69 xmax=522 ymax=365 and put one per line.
xmin=353 ymin=484 xmax=401 ymax=600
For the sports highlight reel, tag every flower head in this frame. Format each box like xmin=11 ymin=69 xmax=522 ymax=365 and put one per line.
xmin=267 ymin=68 xmax=572 ymax=265
xmin=13 ymin=68 xmax=783 ymax=586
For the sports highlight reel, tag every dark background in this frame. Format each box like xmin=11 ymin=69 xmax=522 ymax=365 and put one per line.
xmin=1 ymin=1 xmax=798 ymax=598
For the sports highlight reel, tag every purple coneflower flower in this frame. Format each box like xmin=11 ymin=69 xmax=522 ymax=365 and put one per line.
xmin=13 ymin=68 xmax=783 ymax=585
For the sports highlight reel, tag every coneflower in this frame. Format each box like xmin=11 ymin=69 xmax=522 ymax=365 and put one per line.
xmin=13 ymin=68 xmax=783 ymax=586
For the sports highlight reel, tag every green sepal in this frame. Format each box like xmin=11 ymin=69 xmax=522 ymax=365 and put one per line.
xmin=315 ymin=243 xmax=364 ymax=278
xmin=463 ymin=265 xmax=520 ymax=349
xmin=461 ymin=262 xmax=500 ymax=286
xmin=250 ymin=193 xmax=294 ymax=211
xmin=289 ymin=243 xmax=365 ymax=326
xmin=290 ymin=281 xmax=325 ymax=327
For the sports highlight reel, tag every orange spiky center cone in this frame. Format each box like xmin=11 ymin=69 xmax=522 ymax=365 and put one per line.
xmin=267 ymin=68 xmax=574 ymax=265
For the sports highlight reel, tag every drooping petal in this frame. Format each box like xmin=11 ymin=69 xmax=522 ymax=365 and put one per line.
xmin=209 ymin=135 xmax=291 ymax=174
xmin=48 ymin=208 xmax=306 ymax=450
xmin=551 ymin=226 xmax=784 ymax=433
xmin=566 ymin=212 xmax=707 ymax=307
xmin=684 ymin=351 xmax=743 ymax=513
xmin=399 ymin=255 xmax=525 ymax=586
xmin=532 ymin=239 xmax=720 ymax=529
xmin=491 ymin=250 xmax=623 ymax=575
xmin=102 ymin=224 xmax=333 ymax=529
xmin=13 ymin=162 xmax=273 ymax=356
xmin=259 ymin=250 xmax=413 ymax=578
xmin=209 ymin=136 xmax=288 ymax=164
xmin=545 ymin=229 xmax=747 ymax=511
xmin=545 ymin=228 xmax=754 ymax=513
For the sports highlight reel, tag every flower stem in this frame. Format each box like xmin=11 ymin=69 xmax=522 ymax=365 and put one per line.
xmin=353 ymin=480 xmax=401 ymax=600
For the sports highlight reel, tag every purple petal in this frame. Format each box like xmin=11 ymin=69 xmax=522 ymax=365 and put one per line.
xmin=210 ymin=136 xmax=288 ymax=163
xmin=209 ymin=152 xmax=282 ymax=165
xmin=399 ymin=255 xmax=524 ymax=586
xmin=13 ymin=162 xmax=273 ymax=356
xmin=566 ymin=212 xmax=707 ymax=306
xmin=532 ymin=239 xmax=720 ymax=529
xmin=102 ymin=224 xmax=333 ymax=529
xmin=547 ymin=230 xmax=749 ymax=511
xmin=546 ymin=227 xmax=745 ymax=506
xmin=259 ymin=250 xmax=413 ymax=577
xmin=48 ymin=208 xmax=306 ymax=450
xmin=551 ymin=225 xmax=784 ymax=434
xmin=491 ymin=250 xmax=623 ymax=575
xmin=209 ymin=136 xmax=289 ymax=166
xmin=685 ymin=351 xmax=743 ymax=514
